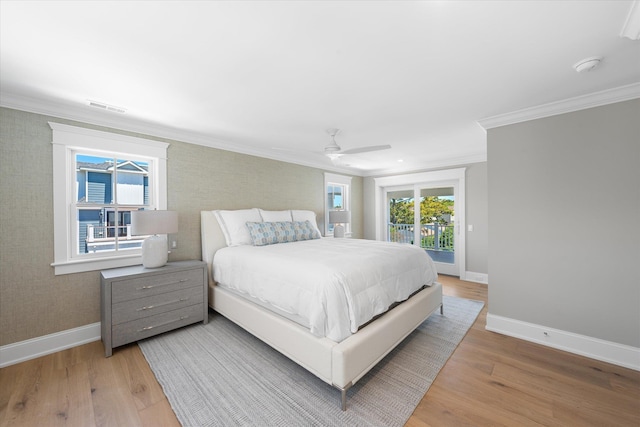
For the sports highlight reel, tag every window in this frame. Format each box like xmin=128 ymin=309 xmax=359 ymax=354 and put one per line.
xmin=50 ymin=123 xmax=169 ymax=275
xmin=75 ymin=155 xmax=148 ymax=255
xmin=324 ymin=173 xmax=351 ymax=236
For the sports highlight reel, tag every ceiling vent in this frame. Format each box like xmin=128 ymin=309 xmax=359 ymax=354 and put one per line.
xmin=87 ymin=100 xmax=126 ymax=114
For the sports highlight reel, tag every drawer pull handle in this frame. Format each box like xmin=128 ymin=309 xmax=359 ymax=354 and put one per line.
xmin=139 ymin=279 xmax=190 ymax=290
xmin=137 ymin=297 xmax=190 ymax=311
xmin=139 ymin=315 xmax=189 ymax=332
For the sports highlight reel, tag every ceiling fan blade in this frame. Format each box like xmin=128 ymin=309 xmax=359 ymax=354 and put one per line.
xmin=340 ymin=145 xmax=391 ymax=155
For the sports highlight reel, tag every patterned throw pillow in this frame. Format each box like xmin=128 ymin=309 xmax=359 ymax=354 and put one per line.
xmin=246 ymin=222 xmax=297 ymax=246
xmin=293 ymin=220 xmax=321 ymax=241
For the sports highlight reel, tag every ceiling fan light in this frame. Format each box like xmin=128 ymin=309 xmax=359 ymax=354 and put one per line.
xmin=324 ymin=144 xmax=341 ymax=153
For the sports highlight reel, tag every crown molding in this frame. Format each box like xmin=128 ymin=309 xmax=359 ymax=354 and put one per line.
xmin=1 ymin=91 xmax=488 ymax=177
xmin=477 ymin=82 xmax=640 ymax=130
xmin=0 ymin=91 xmax=355 ymax=174
xmin=0 ymin=91 xmax=232 ymax=149
xmin=362 ymin=151 xmax=487 ymax=178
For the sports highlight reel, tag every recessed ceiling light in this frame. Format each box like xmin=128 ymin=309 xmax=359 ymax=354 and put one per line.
xmin=397 ymin=159 xmax=404 ymax=162
xmin=87 ymin=100 xmax=127 ymax=114
xmin=573 ymin=56 xmax=602 ymax=73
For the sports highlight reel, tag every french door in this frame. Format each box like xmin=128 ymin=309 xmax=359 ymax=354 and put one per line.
xmin=374 ymin=168 xmax=466 ymax=278
xmin=385 ymin=185 xmax=458 ymax=275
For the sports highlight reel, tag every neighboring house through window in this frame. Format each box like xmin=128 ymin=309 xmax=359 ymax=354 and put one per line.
xmin=50 ymin=123 xmax=169 ymax=275
xmin=324 ymin=172 xmax=351 ymax=237
xmin=76 ymin=156 xmax=149 ymax=255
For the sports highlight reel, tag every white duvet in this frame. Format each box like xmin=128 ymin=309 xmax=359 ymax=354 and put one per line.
xmin=213 ymin=238 xmax=438 ymax=342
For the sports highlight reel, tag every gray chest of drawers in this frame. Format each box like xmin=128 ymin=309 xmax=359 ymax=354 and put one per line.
xmin=101 ymin=260 xmax=208 ymax=357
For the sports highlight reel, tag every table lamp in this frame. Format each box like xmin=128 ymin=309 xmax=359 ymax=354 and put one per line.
xmin=329 ymin=210 xmax=350 ymax=238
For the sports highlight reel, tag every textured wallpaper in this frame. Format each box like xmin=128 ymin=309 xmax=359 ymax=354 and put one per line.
xmin=0 ymin=107 xmax=362 ymax=346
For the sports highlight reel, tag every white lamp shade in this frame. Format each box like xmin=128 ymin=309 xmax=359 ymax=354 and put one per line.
xmin=329 ymin=210 xmax=351 ymax=224
xmin=131 ymin=210 xmax=178 ymax=236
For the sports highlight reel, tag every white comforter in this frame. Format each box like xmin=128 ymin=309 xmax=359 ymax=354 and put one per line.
xmin=213 ymin=238 xmax=438 ymax=342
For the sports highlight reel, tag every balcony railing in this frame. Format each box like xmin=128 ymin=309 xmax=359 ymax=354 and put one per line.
xmin=84 ymin=224 xmax=146 ymax=254
xmin=86 ymin=224 xmax=134 ymax=241
xmin=388 ymin=223 xmax=454 ymax=251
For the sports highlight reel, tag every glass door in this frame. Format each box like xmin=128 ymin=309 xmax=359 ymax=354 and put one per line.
xmin=419 ymin=187 xmax=457 ymax=275
xmin=385 ymin=185 xmax=458 ymax=276
xmin=386 ymin=187 xmax=416 ymax=245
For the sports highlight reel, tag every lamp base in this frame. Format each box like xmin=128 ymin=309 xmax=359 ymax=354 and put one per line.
xmin=333 ymin=224 xmax=345 ymax=238
xmin=141 ymin=235 xmax=168 ymax=268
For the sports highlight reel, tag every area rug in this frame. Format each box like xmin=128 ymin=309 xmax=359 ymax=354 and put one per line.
xmin=139 ymin=295 xmax=483 ymax=427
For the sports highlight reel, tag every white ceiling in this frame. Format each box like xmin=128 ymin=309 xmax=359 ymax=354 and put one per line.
xmin=1 ymin=1 xmax=639 ymax=176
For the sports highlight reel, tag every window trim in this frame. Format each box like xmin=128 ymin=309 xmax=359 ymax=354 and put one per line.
xmin=324 ymin=172 xmax=352 ymax=237
xmin=50 ymin=122 xmax=169 ymax=275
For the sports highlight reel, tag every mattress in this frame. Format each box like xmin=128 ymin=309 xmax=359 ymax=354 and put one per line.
xmin=213 ymin=238 xmax=438 ymax=342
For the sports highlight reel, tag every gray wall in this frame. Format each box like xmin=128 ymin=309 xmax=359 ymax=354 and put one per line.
xmin=465 ymin=162 xmax=488 ymax=274
xmin=363 ymin=161 xmax=489 ymax=276
xmin=0 ymin=107 xmax=363 ymax=346
xmin=487 ymin=99 xmax=640 ymax=347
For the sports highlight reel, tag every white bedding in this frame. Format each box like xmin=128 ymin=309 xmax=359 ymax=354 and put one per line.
xmin=213 ymin=238 xmax=438 ymax=342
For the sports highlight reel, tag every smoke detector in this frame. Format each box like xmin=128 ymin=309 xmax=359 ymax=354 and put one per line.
xmin=573 ymin=56 xmax=602 ymax=73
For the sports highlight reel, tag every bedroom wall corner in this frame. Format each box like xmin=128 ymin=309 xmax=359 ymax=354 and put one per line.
xmin=487 ymin=98 xmax=640 ymax=351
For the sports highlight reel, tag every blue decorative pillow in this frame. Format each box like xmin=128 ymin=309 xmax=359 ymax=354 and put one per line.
xmin=246 ymin=221 xmax=297 ymax=246
xmin=293 ymin=220 xmax=321 ymax=241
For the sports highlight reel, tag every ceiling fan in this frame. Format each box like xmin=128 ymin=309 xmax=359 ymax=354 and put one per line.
xmin=323 ymin=128 xmax=391 ymax=160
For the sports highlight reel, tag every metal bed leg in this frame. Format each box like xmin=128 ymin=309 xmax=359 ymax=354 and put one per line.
xmin=440 ymin=302 xmax=444 ymax=315
xmin=338 ymin=382 xmax=352 ymax=411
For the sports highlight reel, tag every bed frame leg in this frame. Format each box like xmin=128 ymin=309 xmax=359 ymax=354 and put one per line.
xmin=440 ymin=302 xmax=444 ymax=315
xmin=338 ymin=382 xmax=352 ymax=411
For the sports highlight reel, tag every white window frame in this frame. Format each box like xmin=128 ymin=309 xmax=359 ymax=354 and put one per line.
xmin=50 ymin=122 xmax=169 ymax=275
xmin=324 ymin=172 xmax=352 ymax=237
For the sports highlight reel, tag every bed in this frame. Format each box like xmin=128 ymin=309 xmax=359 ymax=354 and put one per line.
xmin=200 ymin=209 xmax=443 ymax=410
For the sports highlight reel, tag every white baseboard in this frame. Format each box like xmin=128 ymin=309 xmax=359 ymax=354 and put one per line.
xmin=486 ymin=313 xmax=640 ymax=371
xmin=463 ymin=271 xmax=489 ymax=284
xmin=0 ymin=322 xmax=101 ymax=368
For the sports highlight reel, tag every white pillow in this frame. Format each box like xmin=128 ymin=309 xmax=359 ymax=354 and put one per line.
xmin=291 ymin=210 xmax=322 ymax=236
xmin=213 ymin=208 xmax=262 ymax=246
xmin=259 ymin=209 xmax=292 ymax=222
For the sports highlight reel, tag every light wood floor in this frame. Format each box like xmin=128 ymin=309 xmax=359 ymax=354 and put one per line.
xmin=1 ymin=276 xmax=639 ymax=426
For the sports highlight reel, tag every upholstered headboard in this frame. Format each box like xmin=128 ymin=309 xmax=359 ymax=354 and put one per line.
xmin=200 ymin=210 xmax=228 ymax=286
xmin=201 ymin=208 xmax=323 ymax=287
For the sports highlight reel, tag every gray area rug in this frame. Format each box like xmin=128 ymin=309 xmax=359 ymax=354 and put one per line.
xmin=139 ymin=295 xmax=483 ymax=426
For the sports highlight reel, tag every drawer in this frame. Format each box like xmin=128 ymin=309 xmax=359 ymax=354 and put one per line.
xmin=112 ymin=268 xmax=204 ymax=303
xmin=112 ymin=286 xmax=203 ymax=325
xmin=112 ymin=303 xmax=203 ymax=348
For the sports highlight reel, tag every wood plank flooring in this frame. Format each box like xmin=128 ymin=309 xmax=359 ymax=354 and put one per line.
xmin=1 ymin=275 xmax=638 ymax=426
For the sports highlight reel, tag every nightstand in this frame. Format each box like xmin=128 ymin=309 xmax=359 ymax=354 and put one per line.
xmin=100 ymin=260 xmax=208 ymax=357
